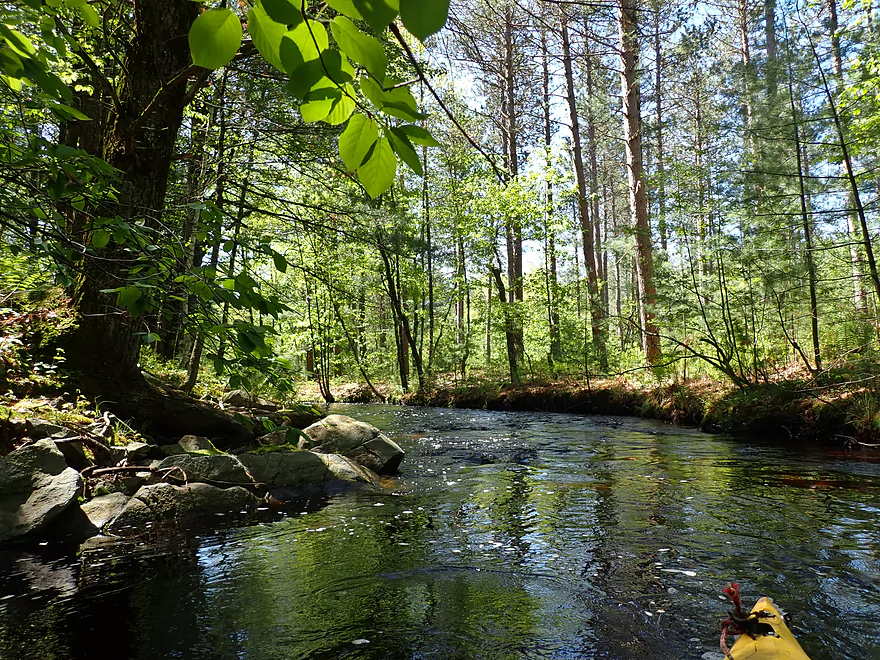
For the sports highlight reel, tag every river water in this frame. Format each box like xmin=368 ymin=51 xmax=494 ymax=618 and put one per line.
xmin=1 ymin=405 xmax=879 ymax=660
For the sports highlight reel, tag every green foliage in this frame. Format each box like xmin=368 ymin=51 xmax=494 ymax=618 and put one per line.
xmin=189 ymin=9 xmax=243 ymax=69
xmin=400 ymin=0 xmax=450 ymax=42
xmin=0 ymin=288 xmax=75 ymax=393
xmin=357 ymin=136 xmax=397 ymax=197
xmin=330 ymin=16 xmax=387 ymax=81
xmin=209 ymin=0 xmax=442 ymax=197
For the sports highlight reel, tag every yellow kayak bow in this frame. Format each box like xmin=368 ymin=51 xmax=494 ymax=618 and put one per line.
xmin=721 ymin=583 xmax=811 ymax=660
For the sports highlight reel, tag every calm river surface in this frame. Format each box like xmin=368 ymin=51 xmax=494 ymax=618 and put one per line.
xmin=1 ymin=405 xmax=879 ymax=660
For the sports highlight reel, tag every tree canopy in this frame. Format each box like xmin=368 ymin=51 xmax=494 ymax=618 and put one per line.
xmin=3 ymin=0 xmax=880 ymax=407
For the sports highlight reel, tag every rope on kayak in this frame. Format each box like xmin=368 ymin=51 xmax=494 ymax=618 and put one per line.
xmin=719 ymin=582 xmax=776 ymax=659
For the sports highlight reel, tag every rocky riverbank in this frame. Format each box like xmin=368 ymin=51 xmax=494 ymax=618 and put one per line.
xmin=0 ymin=408 xmax=404 ymax=546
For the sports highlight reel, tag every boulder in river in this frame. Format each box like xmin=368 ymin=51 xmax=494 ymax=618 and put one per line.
xmin=238 ymin=450 xmax=330 ymax=489
xmin=301 ymin=415 xmax=404 ymax=474
xmin=107 ymin=483 xmax=258 ymax=532
xmin=81 ymin=492 xmax=131 ymax=531
xmin=156 ymin=453 xmax=255 ymax=485
xmin=0 ymin=439 xmax=83 ymax=543
xmin=317 ymin=453 xmax=379 ymax=487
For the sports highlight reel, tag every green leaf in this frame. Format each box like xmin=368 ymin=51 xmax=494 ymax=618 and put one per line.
xmin=388 ymin=127 xmax=422 ymax=175
xmin=380 ymin=84 xmax=427 ymax=120
xmin=0 ymin=25 xmax=36 ymax=58
xmin=235 ymin=272 xmax=258 ymax=291
xmin=324 ymin=0 xmax=364 ymax=20
xmin=20 ymin=58 xmax=72 ymax=100
xmin=360 ymin=76 xmax=384 ymax=107
xmin=272 ymin=251 xmax=288 ymax=273
xmin=352 ymin=0 xmax=399 ymax=33
xmin=143 ymin=332 xmax=160 ymax=344
xmin=400 ymin=0 xmax=449 ymax=41
xmin=313 ymin=49 xmax=354 ymax=85
xmin=300 ymin=82 xmax=339 ymax=123
xmin=339 ymin=113 xmax=379 ymax=171
xmin=48 ymin=102 xmax=90 ymax=121
xmin=261 ymin=0 xmax=303 ymax=26
xmin=237 ymin=332 xmax=256 ymax=353
xmin=360 ymin=77 xmax=427 ymax=121
xmin=358 ymin=136 xmax=396 ymax=197
xmin=188 ymin=8 xmax=242 ymax=69
xmin=248 ymin=3 xmax=287 ymax=71
xmin=77 ymin=4 xmax=101 ymax=29
xmin=285 ymin=427 xmax=308 ymax=444
xmin=0 ymin=47 xmax=24 ymax=78
xmin=325 ymin=83 xmax=356 ymax=125
xmin=92 ymin=229 xmax=110 ymax=248
xmin=330 ymin=16 xmax=386 ymax=80
xmin=117 ymin=286 xmax=142 ymax=307
xmin=190 ymin=280 xmax=214 ymax=302
xmin=399 ymin=124 xmax=440 ymax=146
xmin=279 ymin=18 xmax=328 ymax=99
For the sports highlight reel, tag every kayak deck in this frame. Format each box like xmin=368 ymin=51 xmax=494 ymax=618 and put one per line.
xmin=727 ymin=597 xmax=812 ymax=660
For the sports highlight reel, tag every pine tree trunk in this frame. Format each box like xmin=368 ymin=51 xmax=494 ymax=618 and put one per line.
xmin=652 ymin=0 xmax=667 ymax=251
xmin=541 ymin=26 xmax=562 ymax=368
xmin=618 ymin=0 xmax=662 ymax=365
xmin=562 ymin=19 xmax=607 ymax=370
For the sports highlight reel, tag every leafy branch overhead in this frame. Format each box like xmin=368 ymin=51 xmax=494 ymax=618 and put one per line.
xmin=187 ymin=0 xmax=450 ymax=198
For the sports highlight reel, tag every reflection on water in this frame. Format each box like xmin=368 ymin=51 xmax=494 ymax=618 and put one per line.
xmin=1 ymin=405 xmax=879 ymax=659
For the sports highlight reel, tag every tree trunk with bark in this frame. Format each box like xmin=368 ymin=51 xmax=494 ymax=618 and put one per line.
xmin=618 ymin=0 xmax=662 ymax=366
xmin=64 ymin=1 xmax=201 ymax=386
xmin=58 ymin=1 xmax=250 ymax=441
xmin=562 ymin=18 xmax=607 ymax=370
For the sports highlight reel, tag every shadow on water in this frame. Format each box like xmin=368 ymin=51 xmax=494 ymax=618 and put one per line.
xmin=1 ymin=404 xmax=879 ymax=659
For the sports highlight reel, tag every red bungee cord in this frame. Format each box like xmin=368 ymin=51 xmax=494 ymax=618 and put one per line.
xmin=720 ymin=582 xmax=750 ymax=658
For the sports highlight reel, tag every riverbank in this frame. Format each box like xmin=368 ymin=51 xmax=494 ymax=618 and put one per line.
xmin=397 ymin=377 xmax=880 ymax=448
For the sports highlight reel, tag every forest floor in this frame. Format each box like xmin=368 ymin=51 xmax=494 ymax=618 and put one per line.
xmin=306 ymin=374 xmax=880 ymax=449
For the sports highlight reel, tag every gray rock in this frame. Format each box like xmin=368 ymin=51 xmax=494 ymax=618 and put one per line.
xmin=53 ymin=439 xmax=93 ymax=471
xmin=92 ymin=479 xmax=121 ymax=496
xmin=81 ymin=493 xmax=130 ymax=530
xmin=107 ymin=483 xmax=257 ymax=532
xmin=0 ymin=439 xmax=83 ymax=542
xmin=107 ymin=441 xmax=158 ymax=465
xmin=156 ymin=453 xmax=254 ymax=485
xmin=258 ymin=428 xmax=294 ymax=447
xmin=26 ymin=419 xmax=71 ymax=440
xmin=347 ymin=436 xmax=406 ymax=475
xmin=301 ymin=414 xmax=374 ymax=450
xmin=220 ymin=390 xmax=277 ymax=411
xmin=301 ymin=415 xmax=404 ymax=474
xmin=106 ymin=496 xmax=152 ymax=530
xmin=160 ymin=444 xmax=186 ymax=457
xmin=123 ymin=442 xmax=159 ymax=462
xmin=239 ymin=451 xmax=329 ymax=489
xmin=119 ymin=474 xmax=148 ymax=495
xmin=318 ymin=453 xmax=379 ymax=486
xmin=177 ymin=435 xmax=221 ymax=454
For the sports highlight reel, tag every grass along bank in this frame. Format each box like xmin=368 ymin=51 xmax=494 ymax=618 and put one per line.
xmin=395 ymin=376 xmax=880 ymax=449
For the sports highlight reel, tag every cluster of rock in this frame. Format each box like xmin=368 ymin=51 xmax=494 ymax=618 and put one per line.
xmin=0 ymin=414 xmax=404 ymax=545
